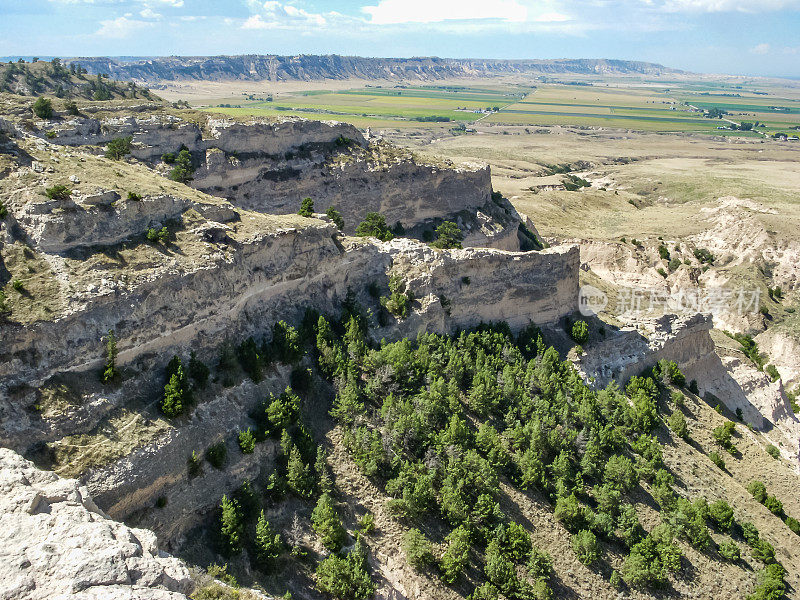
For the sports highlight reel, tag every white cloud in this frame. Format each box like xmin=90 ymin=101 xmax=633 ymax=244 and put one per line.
xmin=95 ymin=15 xmax=152 ymax=37
xmin=658 ymin=0 xmax=800 ymax=12
xmin=535 ymin=11 xmax=570 ymax=21
xmin=362 ymin=0 xmax=529 ymax=23
xmin=750 ymin=42 xmax=770 ymax=54
xmin=241 ymin=1 xmax=348 ymax=30
xmin=140 ymin=7 xmax=162 ymax=18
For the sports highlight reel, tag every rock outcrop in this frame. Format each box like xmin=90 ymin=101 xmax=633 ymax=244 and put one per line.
xmin=64 ymin=55 xmax=680 ymax=84
xmin=0 ymin=448 xmax=193 ymax=600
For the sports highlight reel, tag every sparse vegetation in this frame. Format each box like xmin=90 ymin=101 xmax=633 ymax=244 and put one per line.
xmin=45 ymin=184 xmax=71 ymax=200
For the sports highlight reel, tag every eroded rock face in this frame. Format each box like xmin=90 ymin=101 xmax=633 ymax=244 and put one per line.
xmin=0 ymin=448 xmax=192 ymax=600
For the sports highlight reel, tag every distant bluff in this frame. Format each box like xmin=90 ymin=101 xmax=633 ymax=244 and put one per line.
xmin=64 ymin=55 xmax=680 ymax=83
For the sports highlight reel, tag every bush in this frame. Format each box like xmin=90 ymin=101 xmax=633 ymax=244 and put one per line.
xmin=380 ymin=275 xmax=413 ymax=319
xmin=271 ymin=321 xmax=304 ymax=364
xmin=766 ymin=444 xmax=780 ymax=459
xmin=315 ymin=537 xmax=375 ymax=600
xmin=64 ymin=100 xmax=80 ymax=116
xmin=358 ymin=513 xmax=375 ymax=534
xmin=604 ymin=454 xmax=637 ymax=493
xmin=187 ymin=450 xmax=202 ymax=478
xmin=219 ymin=495 xmax=243 ymax=554
xmin=709 ymin=451 xmax=725 ymax=470
xmin=206 ymin=442 xmax=227 ymax=469
xmin=440 ymin=525 xmax=470 ymax=583
xmin=570 ymin=320 xmax=589 ymax=344
xmin=571 ymin=529 xmax=600 ymax=565
xmin=100 ymin=329 xmax=119 ymax=383
xmin=45 ymin=184 xmax=71 ymax=200
xmin=188 ymin=351 xmax=210 ymax=387
xmin=161 ymin=152 xmax=176 ymax=164
xmin=430 ymin=221 xmax=463 ymax=250
xmin=708 ymin=500 xmax=734 ymax=532
xmin=718 ymin=540 xmax=740 ymax=561
xmin=748 ymin=563 xmax=786 ymax=600
xmin=298 ymin=197 xmax=314 ymax=217
xmin=784 ymin=516 xmax=800 ymax=535
xmin=658 ymin=244 xmax=670 ymax=260
xmin=312 ymin=493 xmax=346 ymax=551
xmin=326 ymin=205 xmax=345 ymax=230
xmin=127 ymin=191 xmax=142 ymax=201
xmin=238 ymin=428 xmax=256 ymax=454
xmin=160 ymin=366 xmax=189 ymax=417
xmin=748 ymin=481 xmax=768 ymax=504
xmin=402 ymin=529 xmax=434 ymax=569
xmin=671 ymin=390 xmax=685 ymax=407
xmin=668 ymin=410 xmax=688 ymax=440
xmin=355 ymin=212 xmax=393 ymax=241
xmin=32 ymin=97 xmax=53 ymax=118
xmin=484 ymin=540 xmax=517 ymax=594
xmin=169 ymin=149 xmax=194 ymax=183
xmin=146 ymin=226 xmax=169 ymax=243
xmin=712 ymin=422 xmax=736 ymax=452
xmin=764 ymin=495 xmax=783 ymax=517
xmin=105 ymin=136 xmax=132 ymax=160
xmin=254 ymin=510 xmax=282 ymax=569
xmin=527 ymin=546 xmax=553 ymax=580
xmin=693 ymin=248 xmax=715 ymax=264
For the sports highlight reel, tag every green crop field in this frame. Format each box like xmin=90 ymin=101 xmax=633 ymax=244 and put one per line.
xmin=200 ymin=80 xmax=800 ymax=134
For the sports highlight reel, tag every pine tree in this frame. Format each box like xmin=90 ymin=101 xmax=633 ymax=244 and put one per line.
xmin=312 ymin=492 xmax=346 ymax=551
xmin=254 ymin=510 xmax=282 ymax=569
xmin=299 ymin=197 xmax=314 ymax=217
xmin=220 ymin=495 xmax=243 ymax=554
xmin=287 ymin=445 xmax=313 ymax=498
xmin=101 ymin=329 xmax=119 ymax=383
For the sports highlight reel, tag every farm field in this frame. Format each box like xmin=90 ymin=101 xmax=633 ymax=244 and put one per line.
xmin=197 ymin=77 xmax=800 ymax=137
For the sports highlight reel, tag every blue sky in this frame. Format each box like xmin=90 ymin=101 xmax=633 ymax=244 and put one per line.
xmin=1 ymin=0 xmax=799 ymax=77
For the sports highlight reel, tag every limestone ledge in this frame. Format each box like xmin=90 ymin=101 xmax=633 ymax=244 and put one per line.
xmin=0 ymin=448 xmax=192 ymax=600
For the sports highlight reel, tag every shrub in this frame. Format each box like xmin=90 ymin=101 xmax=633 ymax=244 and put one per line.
xmin=312 ymin=493 xmax=346 ymax=551
xmin=571 ymin=529 xmax=600 ymax=565
xmin=748 ymin=563 xmax=786 ymax=600
xmin=484 ymin=540 xmax=517 ymax=594
xmin=668 ymin=410 xmax=688 ymax=440
xmin=571 ymin=320 xmax=589 ymax=344
xmin=355 ymin=212 xmax=393 ymax=241
xmin=712 ymin=422 xmax=736 ymax=451
xmin=658 ymin=244 xmax=670 ymax=260
xmin=764 ymin=495 xmax=783 ymax=517
xmin=64 ymin=100 xmax=80 ymax=116
xmin=358 ymin=513 xmax=375 ymax=535
xmin=161 ymin=152 xmax=176 ymax=163
xmin=527 ymin=546 xmax=553 ymax=580
xmin=32 ymin=97 xmax=53 ymax=118
xmin=169 ymin=149 xmax=194 ymax=183
xmin=668 ymin=257 xmax=682 ymax=272
xmin=271 ymin=321 xmax=304 ymax=364
xmin=188 ymin=351 xmax=210 ymax=387
xmin=709 ymin=451 xmax=725 ymax=469
xmin=430 ymin=221 xmax=463 ymax=249
xmin=45 ymin=184 xmax=71 ymax=200
xmin=187 ymin=450 xmax=202 ymax=478
xmin=326 ymin=205 xmax=344 ymax=230
xmin=688 ymin=379 xmax=699 ymax=394
xmin=604 ymin=454 xmax=637 ymax=493
xmin=238 ymin=428 xmax=256 ymax=454
xmin=236 ymin=336 xmax=263 ymax=382
xmin=105 ymin=136 xmax=132 ymax=160
xmin=402 ymin=529 xmax=434 ymax=569
xmin=766 ymin=444 xmax=780 ymax=459
xmin=161 ymin=366 xmax=189 ymax=417
xmin=440 ymin=525 xmax=470 ymax=583
xmin=718 ymin=540 xmax=740 ymax=561
xmin=657 ymin=267 xmax=668 ymax=278
xmin=100 ymin=329 xmax=119 ymax=383
xmin=784 ymin=516 xmax=800 ymax=535
xmin=765 ymin=364 xmax=780 ymax=382
xmin=469 ymin=583 xmax=499 ymax=600
xmin=380 ymin=275 xmax=413 ymax=319
xmin=315 ymin=537 xmax=375 ymax=600
xmin=298 ymin=197 xmax=314 ymax=217
xmin=254 ymin=510 xmax=282 ymax=569
xmin=155 ymin=495 xmax=167 ymax=508
xmin=708 ymin=500 xmax=734 ymax=532
xmin=671 ymin=390 xmax=685 ymax=407
xmin=146 ymin=226 xmax=169 ymax=243
xmin=206 ymin=442 xmax=227 ymax=469
xmin=127 ymin=191 xmax=142 ymax=201
xmin=693 ymin=247 xmax=714 ymax=264
xmin=219 ymin=495 xmax=243 ymax=554
xmin=748 ymin=481 xmax=768 ymax=504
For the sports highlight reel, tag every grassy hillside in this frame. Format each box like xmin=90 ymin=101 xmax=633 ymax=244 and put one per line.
xmin=0 ymin=59 xmax=157 ymax=100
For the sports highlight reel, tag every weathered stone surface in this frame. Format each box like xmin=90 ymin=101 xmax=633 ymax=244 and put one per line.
xmin=0 ymin=448 xmax=192 ymax=600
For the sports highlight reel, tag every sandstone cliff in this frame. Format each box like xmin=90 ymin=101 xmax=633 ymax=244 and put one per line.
xmin=0 ymin=448 xmax=193 ymax=600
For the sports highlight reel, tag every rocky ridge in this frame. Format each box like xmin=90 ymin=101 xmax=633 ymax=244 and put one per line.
xmin=65 ymin=55 xmax=681 ymax=84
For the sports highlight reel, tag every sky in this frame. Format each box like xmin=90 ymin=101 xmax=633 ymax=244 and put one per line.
xmin=0 ymin=0 xmax=799 ymax=78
